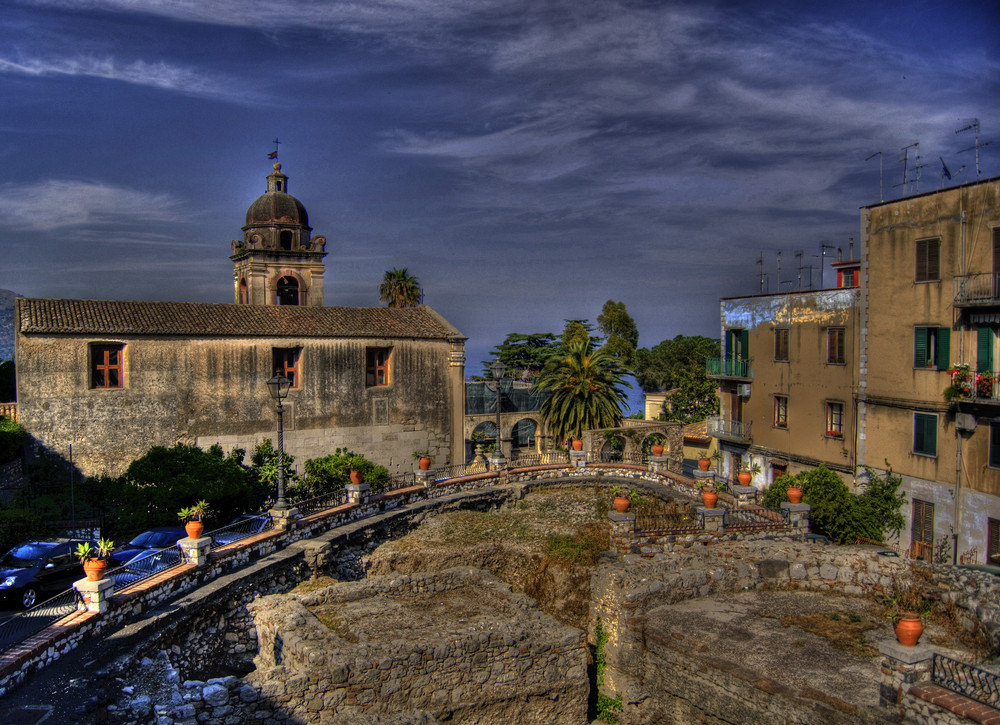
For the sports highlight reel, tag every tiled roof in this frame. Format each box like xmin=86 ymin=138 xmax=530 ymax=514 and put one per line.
xmin=683 ymin=420 xmax=710 ymax=443
xmin=18 ymin=298 xmax=464 ymax=340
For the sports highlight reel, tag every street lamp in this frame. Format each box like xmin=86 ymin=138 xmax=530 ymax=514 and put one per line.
xmin=489 ymin=358 xmax=506 ymax=467
xmin=266 ymin=372 xmax=292 ymax=510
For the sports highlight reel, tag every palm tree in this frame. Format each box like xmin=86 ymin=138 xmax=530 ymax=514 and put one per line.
xmin=533 ymin=341 xmax=631 ymax=446
xmin=379 ymin=268 xmax=422 ymax=308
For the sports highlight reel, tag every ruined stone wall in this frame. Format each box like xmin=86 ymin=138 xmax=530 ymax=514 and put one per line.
xmin=245 ymin=568 xmax=589 ymax=724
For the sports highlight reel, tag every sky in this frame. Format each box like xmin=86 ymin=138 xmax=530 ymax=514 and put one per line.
xmin=1 ymin=0 xmax=999 ymax=409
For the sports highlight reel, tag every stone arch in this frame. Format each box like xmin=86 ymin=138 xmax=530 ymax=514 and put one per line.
xmin=268 ymin=269 xmax=308 ymax=306
xmin=238 ymin=277 xmax=248 ymax=305
xmin=511 ymin=418 xmax=539 ymax=454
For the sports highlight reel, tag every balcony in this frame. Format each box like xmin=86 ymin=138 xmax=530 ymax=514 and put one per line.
xmin=954 ymin=273 xmax=1000 ymax=308
xmin=706 ymin=357 xmax=752 ymax=381
xmin=707 ymin=416 xmax=752 ymax=443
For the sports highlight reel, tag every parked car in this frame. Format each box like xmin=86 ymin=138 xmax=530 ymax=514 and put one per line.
xmin=112 ymin=547 xmax=183 ymax=590
xmin=212 ymin=514 xmax=272 ymax=546
xmin=111 ymin=527 xmax=186 ymax=565
xmin=0 ymin=538 xmax=93 ymax=609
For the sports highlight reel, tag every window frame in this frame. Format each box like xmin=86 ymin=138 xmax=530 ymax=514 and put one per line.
xmin=272 ymin=347 xmax=302 ymax=389
xmin=366 ymin=347 xmax=392 ymax=387
xmin=913 ymin=412 xmax=938 ymax=457
xmin=915 ymin=237 xmax=940 ymax=283
xmin=825 ymin=401 xmax=844 ymax=438
xmin=773 ymin=328 xmax=789 ymax=362
xmin=91 ymin=343 xmax=126 ymax=390
xmin=773 ymin=395 xmax=788 ymax=429
xmin=914 ymin=326 xmax=950 ymax=370
xmin=827 ymin=327 xmax=846 ymax=365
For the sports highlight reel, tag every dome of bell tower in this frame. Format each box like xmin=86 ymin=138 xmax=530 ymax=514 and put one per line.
xmin=245 ymin=162 xmax=310 ymax=227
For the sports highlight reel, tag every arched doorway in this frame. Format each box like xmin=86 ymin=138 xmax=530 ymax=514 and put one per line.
xmin=276 ymin=276 xmax=299 ymax=305
xmin=511 ymin=419 xmax=537 ymax=456
xmin=468 ymin=421 xmax=498 ymax=460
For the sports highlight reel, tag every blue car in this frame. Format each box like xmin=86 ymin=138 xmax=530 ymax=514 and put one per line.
xmin=111 ymin=527 xmax=186 ymax=566
xmin=0 ymin=539 xmax=94 ymax=609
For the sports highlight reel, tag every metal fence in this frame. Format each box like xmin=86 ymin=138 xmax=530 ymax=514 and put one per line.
xmin=932 ymin=653 xmax=1000 ymax=709
xmin=508 ymin=452 xmax=569 ymax=467
xmin=110 ymin=547 xmax=184 ymax=591
xmin=635 ymin=512 xmax=703 ymax=535
xmin=294 ymin=487 xmax=349 ymax=517
xmin=0 ymin=587 xmax=80 ymax=653
xmin=724 ymin=507 xmax=786 ymax=530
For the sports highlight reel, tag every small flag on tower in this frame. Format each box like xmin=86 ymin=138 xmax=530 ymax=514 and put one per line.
xmin=268 ymin=138 xmax=281 ymax=159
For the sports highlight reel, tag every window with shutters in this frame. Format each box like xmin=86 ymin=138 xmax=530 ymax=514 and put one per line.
xmin=724 ymin=328 xmax=750 ymax=376
xmin=913 ymin=412 xmax=937 ymax=457
xmin=774 ymin=328 xmax=789 ymax=362
xmin=911 ymin=499 xmax=934 ymax=561
xmin=827 ymin=327 xmax=846 ymax=365
xmin=773 ymin=395 xmax=788 ymax=429
xmin=826 ymin=401 xmax=844 ymax=437
xmin=978 ymin=327 xmax=995 ymax=375
xmin=989 ymin=518 xmax=999 ymax=565
xmin=272 ymin=347 xmax=301 ymax=388
xmin=914 ymin=326 xmax=950 ymax=370
xmin=990 ymin=423 xmax=1000 ymax=469
xmin=915 ymin=238 xmax=940 ymax=282
xmin=91 ymin=343 xmax=126 ymax=389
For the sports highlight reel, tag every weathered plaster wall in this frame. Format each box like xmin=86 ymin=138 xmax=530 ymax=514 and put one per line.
xmin=15 ymin=334 xmax=458 ymax=476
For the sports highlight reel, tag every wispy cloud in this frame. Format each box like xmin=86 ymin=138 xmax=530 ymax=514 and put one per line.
xmin=0 ymin=54 xmax=247 ymax=100
xmin=0 ymin=179 xmax=184 ymax=232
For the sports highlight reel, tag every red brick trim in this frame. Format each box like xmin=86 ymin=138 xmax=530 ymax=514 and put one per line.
xmin=909 ymin=683 xmax=1000 ymax=725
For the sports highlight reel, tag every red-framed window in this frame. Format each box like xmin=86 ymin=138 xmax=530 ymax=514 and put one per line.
xmin=366 ymin=348 xmax=391 ymax=387
xmin=273 ymin=347 xmax=301 ymax=388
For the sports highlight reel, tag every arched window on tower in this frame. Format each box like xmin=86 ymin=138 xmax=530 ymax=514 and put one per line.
xmin=280 ymin=231 xmax=293 ymax=251
xmin=238 ymin=277 xmax=248 ymax=304
xmin=276 ymin=276 xmax=299 ymax=305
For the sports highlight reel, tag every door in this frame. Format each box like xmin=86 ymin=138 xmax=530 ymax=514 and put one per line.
xmin=910 ymin=499 xmax=934 ymax=561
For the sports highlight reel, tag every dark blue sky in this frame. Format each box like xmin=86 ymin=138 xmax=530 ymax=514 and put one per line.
xmin=2 ymin=0 xmax=998 ymax=398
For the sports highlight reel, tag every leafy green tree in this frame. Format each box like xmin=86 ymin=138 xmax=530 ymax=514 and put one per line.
xmin=761 ymin=464 xmax=906 ymax=544
xmin=0 ymin=360 xmax=14 ymax=403
xmin=597 ymin=300 xmax=638 ymax=367
xmin=0 ymin=416 xmax=28 ymax=463
xmin=661 ymin=370 xmax=720 ymax=423
xmin=534 ymin=342 xmax=631 ymax=445
xmin=249 ymin=438 xmax=295 ymax=489
xmin=378 ymin=267 xmax=422 ymax=308
xmin=296 ymin=449 xmax=389 ymax=498
xmin=633 ymin=334 xmax=719 ymax=393
xmin=480 ymin=332 xmax=559 ymax=379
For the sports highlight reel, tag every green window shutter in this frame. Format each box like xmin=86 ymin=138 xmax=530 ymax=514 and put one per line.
xmin=914 ymin=327 xmax=928 ymax=368
xmin=725 ymin=329 xmax=735 ymax=359
xmin=914 ymin=413 xmax=937 ymax=456
xmin=935 ymin=328 xmax=950 ymax=370
xmin=740 ymin=329 xmax=749 ymax=361
xmin=978 ymin=327 xmax=994 ymax=373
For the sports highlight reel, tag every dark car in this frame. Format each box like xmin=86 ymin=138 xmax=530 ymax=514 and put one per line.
xmin=111 ymin=527 xmax=186 ymax=565
xmin=212 ymin=514 xmax=272 ymax=546
xmin=112 ymin=547 xmax=183 ymax=590
xmin=0 ymin=539 xmax=93 ymax=609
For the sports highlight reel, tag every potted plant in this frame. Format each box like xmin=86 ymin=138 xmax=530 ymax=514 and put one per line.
xmin=178 ymin=499 xmax=210 ymax=539
xmin=697 ymin=449 xmax=711 ymax=471
xmin=736 ymin=457 xmax=758 ymax=486
xmin=894 ymin=612 xmax=924 ymax=646
xmin=786 ymin=481 xmax=803 ymax=504
xmin=76 ymin=538 xmax=115 ymax=581
xmin=413 ymin=450 xmax=431 ymax=470
xmin=571 ymin=438 xmax=584 ymax=451
xmin=701 ymin=484 xmax=718 ymax=509
xmin=977 ymin=371 xmax=994 ymax=399
xmin=610 ymin=485 xmax=631 ymax=513
xmin=648 ymin=433 xmax=666 ymax=457
xmin=944 ymin=364 xmax=973 ymax=402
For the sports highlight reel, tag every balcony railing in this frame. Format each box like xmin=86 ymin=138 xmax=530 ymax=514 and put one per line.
xmin=948 ymin=371 xmax=1000 ymax=405
xmin=954 ymin=273 xmax=1000 ymax=307
xmin=707 ymin=416 xmax=752 ymax=443
xmin=706 ymin=357 xmax=752 ymax=379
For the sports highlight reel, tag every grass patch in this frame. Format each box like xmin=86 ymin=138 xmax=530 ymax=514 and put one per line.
xmin=780 ymin=612 xmax=880 ymax=657
xmin=545 ymin=522 xmax=610 ymax=566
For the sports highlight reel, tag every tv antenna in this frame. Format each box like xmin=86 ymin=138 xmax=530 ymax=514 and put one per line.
xmin=819 ymin=242 xmax=836 ymax=288
xmin=897 ymin=142 xmax=919 ymax=195
xmin=866 ymin=151 xmax=884 ymax=201
xmin=757 ymin=252 xmax=767 ymax=293
xmin=956 ymin=119 xmax=991 ymax=179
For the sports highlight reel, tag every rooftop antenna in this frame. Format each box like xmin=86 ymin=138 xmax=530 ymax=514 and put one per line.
xmin=956 ymin=119 xmax=991 ymax=179
xmin=794 ymin=250 xmax=804 ymax=290
xmin=912 ymin=150 xmax=932 ymax=194
xmin=757 ymin=252 xmax=766 ymax=293
xmin=776 ymin=250 xmax=782 ymax=291
xmin=866 ymin=151 xmax=884 ymax=202
xmin=895 ymin=142 xmax=919 ymax=195
xmin=819 ymin=242 xmax=836 ymax=288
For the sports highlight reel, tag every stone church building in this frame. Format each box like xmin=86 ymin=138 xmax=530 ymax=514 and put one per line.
xmin=14 ymin=163 xmax=467 ymax=477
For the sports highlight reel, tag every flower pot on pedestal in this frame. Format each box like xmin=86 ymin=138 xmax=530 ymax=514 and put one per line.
xmin=895 ymin=613 xmax=924 ymax=646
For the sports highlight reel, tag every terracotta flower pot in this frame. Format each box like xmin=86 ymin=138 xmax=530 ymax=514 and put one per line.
xmin=787 ymin=486 xmax=803 ymax=504
xmin=572 ymin=439 xmax=583 ymax=451
xmin=702 ymin=490 xmax=718 ymax=509
xmin=83 ymin=559 xmax=107 ymax=582
xmin=418 ymin=456 xmax=431 ymax=471
xmin=698 ymin=457 xmax=711 ymax=471
xmin=613 ymin=496 xmax=630 ymax=513
xmin=651 ymin=444 xmax=664 ymax=457
xmin=737 ymin=471 xmax=752 ymax=485
xmin=185 ymin=520 xmax=204 ymax=539
xmin=350 ymin=469 xmax=363 ymax=485
xmin=895 ymin=613 xmax=924 ymax=646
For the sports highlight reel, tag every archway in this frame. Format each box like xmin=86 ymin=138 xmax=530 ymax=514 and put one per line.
xmin=511 ymin=418 xmax=537 ymax=456
xmin=468 ymin=421 xmax=498 ymax=460
xmin=276 ymin=276 xmax=299 ymax=305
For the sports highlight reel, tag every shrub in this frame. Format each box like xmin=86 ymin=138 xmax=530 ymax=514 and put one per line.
xmin=0 ymin=416 xmax=28 ymax=463
xmin=295 ymin=449 xmax=388 ymax=500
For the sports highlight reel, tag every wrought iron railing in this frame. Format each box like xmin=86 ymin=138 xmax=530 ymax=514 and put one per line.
xmin=707 ymin=416 xmax=752 ymax=442
xmin=207 ymin=514 xmax=274 ymax=550
xmin=294 ymin=487 xmax=349 ymax=516
xmin=431 ymin=461 xmax=491 ymax=480
xmin=0 ymin=587 xmax=80 ymax=652
xmin=706 ymin=357 xmax=752 ymax=378
xmin=635 ymin=512 xmax=703 ymax=535
xmin=110 ymin=547 xmax=184 ymax=591
xmin=598 ymin=451 xmax=646 ymax=464
xmin=953 ymin=273 xmax=1000 ymax=306
xmin=723 ymin=507 xmax=785 ymax=530
xmin=508 ymin=452 xmax=569 ymax=467
xmin=932 ymin=653 xmax=1000 ymax=709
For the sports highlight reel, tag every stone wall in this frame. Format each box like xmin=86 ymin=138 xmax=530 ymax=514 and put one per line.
xmin=245 ymin=568 xmax=588 ymax=724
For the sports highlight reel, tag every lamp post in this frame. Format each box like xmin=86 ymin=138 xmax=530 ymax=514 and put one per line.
xmin=266 ymin=372 xmax=292 ymax=510
xmin=489 ymin=358 xmax=506 ymax=467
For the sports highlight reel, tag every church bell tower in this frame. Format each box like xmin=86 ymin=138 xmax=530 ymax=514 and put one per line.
xmin=231 ymin=163 xmax=327 ymax=307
